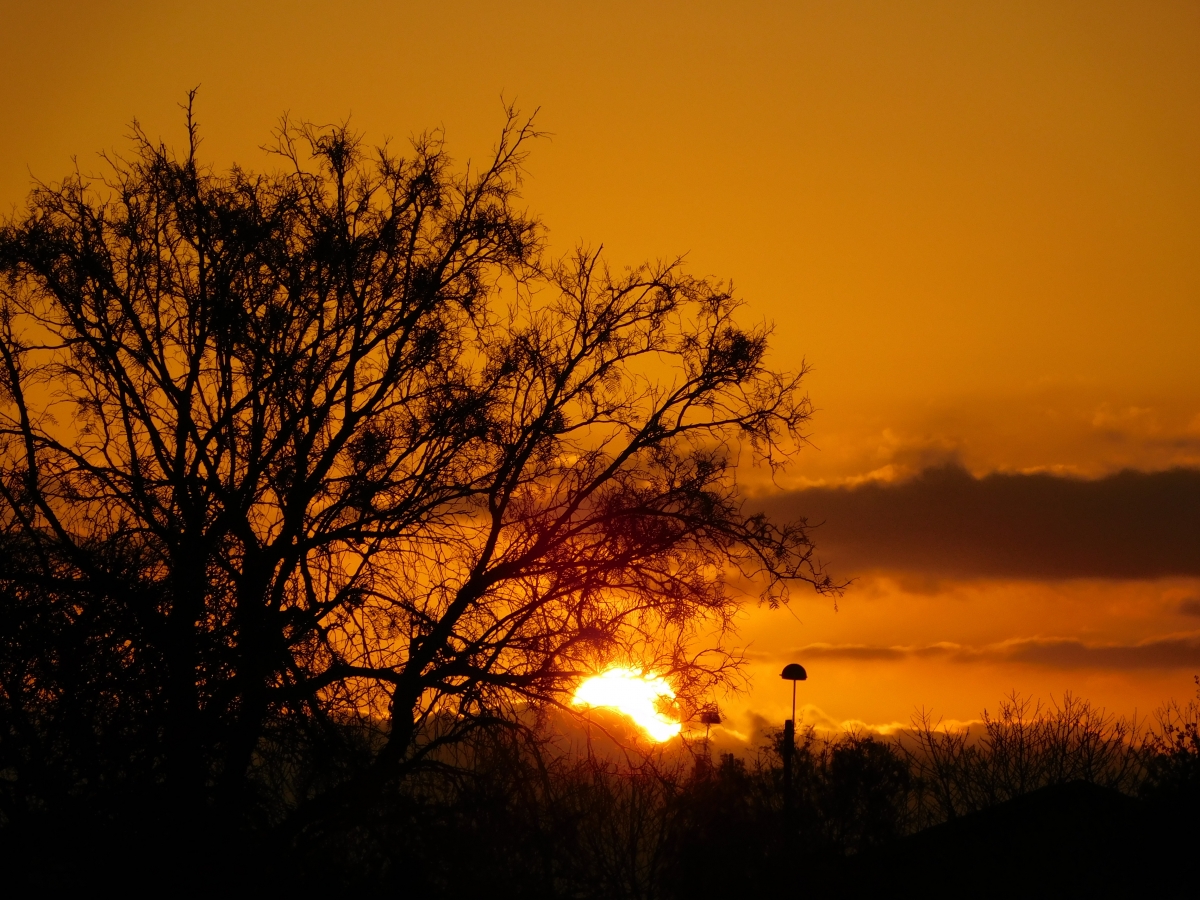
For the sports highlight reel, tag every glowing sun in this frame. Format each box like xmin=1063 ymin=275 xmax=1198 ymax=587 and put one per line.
xmin=571 ymin=667 xmax=682 ymax=742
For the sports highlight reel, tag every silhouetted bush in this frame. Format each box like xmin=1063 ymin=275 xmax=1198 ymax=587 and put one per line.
xmin=899 ymin=691 xmax=1144 ymax=825
xmin=280 ymin=724 xmax=915 ymax=898
xmin=2 ymin=679 xmax=1197 ymax=894
xmin=1140 ymin=677 xmax=1200 ymax=809
xmin=277 ymin=688 xmax=1190 ymax=898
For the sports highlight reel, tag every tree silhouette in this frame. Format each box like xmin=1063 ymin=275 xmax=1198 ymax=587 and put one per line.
xmin=0 ymin=96 xmax=830 ymax=838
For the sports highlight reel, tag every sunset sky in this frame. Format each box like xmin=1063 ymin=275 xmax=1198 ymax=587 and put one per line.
xmin=3 ymin=1 xmax=1198 ymax=740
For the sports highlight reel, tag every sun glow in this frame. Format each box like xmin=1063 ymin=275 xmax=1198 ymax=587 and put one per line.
xmin=571 ymin=668 xmax=683 ymax=742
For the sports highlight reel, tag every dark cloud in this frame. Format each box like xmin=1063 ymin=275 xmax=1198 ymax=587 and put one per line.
xmin=759 ymin=465 xmax=1200 ymax=579
xmin=799 ymin=643 xmax=957 ymax=663
xmin=798 ymin=633 xmax=1200 ymax=670
xmin=1180 ymin=598 xmax=1200 ymax=617
xmin=796 ymin=643 xmax=956 ymax=662
xmin=1002 ymin=635 xmax=1200 ymax=669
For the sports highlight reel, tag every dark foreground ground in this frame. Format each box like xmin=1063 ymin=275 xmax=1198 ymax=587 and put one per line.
xmin=2 ymin=780 xmax=1194 ymax=897
xmin=820 ymin=782 xmax=1196 ymax=895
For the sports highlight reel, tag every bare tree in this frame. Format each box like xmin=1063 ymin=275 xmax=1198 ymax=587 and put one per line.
xmin=900 ymin=692 xmax=1143 ymax=824
xmin=0 ymin=95 xmax=831 ymax=834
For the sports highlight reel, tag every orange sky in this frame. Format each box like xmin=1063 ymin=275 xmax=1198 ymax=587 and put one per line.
xmin=3 ymin=1 xmax=1198 ymax=741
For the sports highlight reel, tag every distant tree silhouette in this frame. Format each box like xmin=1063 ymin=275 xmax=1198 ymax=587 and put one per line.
xmin=900 ymin=692 xmax=1143 ymax=825
xmin=0 ymin=94 xmax=830 ymax=844
xmin=1141 ymin=676 xmax=1200 ymax=806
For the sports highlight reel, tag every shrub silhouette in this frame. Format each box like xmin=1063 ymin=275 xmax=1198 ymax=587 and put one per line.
xmin=1140 ymin=676 xmax=1200 ymax=809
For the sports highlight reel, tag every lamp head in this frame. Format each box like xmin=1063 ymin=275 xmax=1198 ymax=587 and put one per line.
xmin=781 ymin=663 xmax=807 ymax=681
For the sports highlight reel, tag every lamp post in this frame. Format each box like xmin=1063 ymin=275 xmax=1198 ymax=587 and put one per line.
xmin=696 ymin=706 xmax=722 ymax=773
xmin=780 ymin=663 xmax=807 ymax=825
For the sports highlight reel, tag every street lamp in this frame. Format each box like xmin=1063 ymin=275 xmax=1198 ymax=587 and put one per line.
xmin=781 ymin=663 xmax=807 ymax=722
xmin=691 ymin=705 xmax=723 ymax=774
xmin=780 ymin=663 xmax=807 ymax=824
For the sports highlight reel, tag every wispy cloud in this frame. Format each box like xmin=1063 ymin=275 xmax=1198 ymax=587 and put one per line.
xmin=739 ymin=704 xmax=980 ymax=739
xmin=795 ymin=632 xmax=1200 ymax=670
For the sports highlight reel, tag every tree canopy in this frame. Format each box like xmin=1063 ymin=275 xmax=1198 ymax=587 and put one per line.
xmin=0 ymin=99 xmax=831 ymax=835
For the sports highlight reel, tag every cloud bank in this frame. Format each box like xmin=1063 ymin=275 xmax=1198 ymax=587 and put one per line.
xmin=797 ymin=632 xmax=1200 ymax=670
xmin=760 ymin=465 xmax=1200 ymax=579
